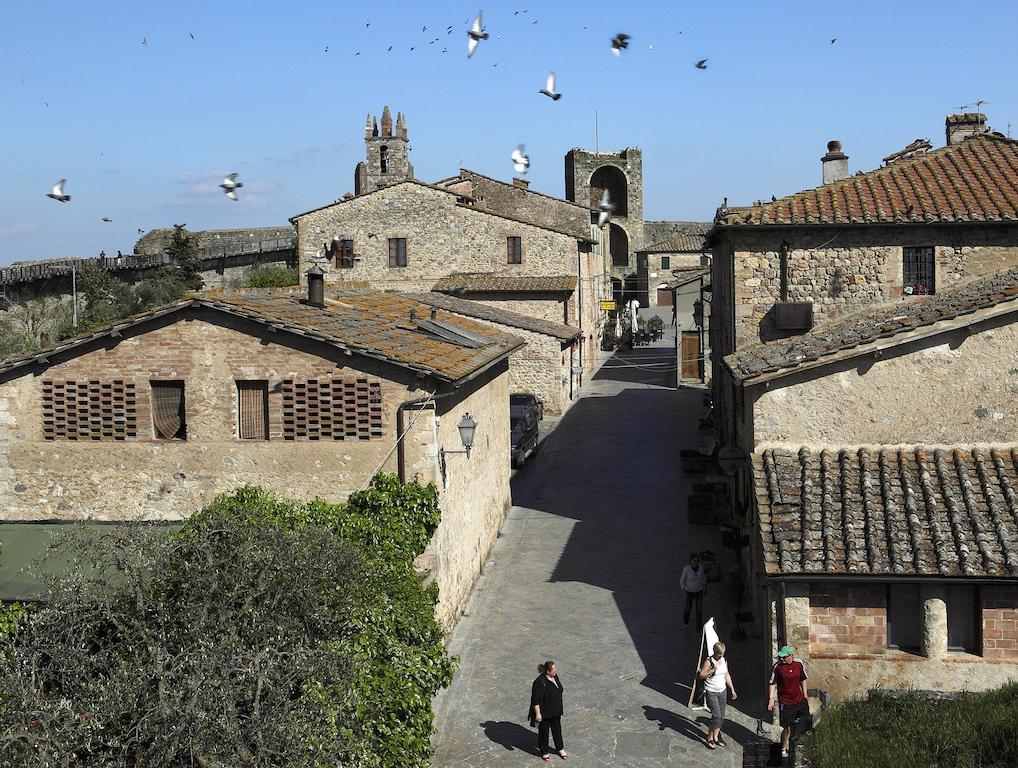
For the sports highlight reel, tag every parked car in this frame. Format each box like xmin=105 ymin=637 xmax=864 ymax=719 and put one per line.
xmin=510 ymin=402 xmax=540 ymax=468
xmin=510 ymin=392 xmax=544 ymax=421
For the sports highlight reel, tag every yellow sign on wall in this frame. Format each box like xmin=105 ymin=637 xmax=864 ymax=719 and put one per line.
xmin=600 ymin=300 xmax=617 ymax=311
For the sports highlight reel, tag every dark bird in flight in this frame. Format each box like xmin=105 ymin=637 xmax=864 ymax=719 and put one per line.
xmin=611 ymin=33 xmax=631 ymax=56
xmin=695 ymin=58 xmax=708 ymax=69
xmin=102 ymin=217 xmax=113 ymax=223
xmin=189 ymin=32 xmax=195 ymax=39
xmin=830 ymin=38 xmax=837 ymax=44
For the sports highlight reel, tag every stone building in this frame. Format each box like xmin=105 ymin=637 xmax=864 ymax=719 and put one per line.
xmin=354 ymin=107 xmax=413 ymax=195
xmin=635 ymin=226 xmax=710 ymax=308
xmin=0 ymin=281 xmax=523 ymax=629
xmin=719 ymin=270 xmax=1018 ymax=699
xmin=401 ymin=291 xmax=582 ymax=415
xmin=705 ymin=115 xmax=1018 ymax=699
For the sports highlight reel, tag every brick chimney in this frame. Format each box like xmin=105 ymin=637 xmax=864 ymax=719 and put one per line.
xmin=821 ymin=140 xmax=850 ymax=184
xmin=946 ymin=113 xmax=988 ymax=146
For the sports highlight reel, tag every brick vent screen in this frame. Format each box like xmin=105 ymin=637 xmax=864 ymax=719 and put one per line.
xmin=42 ymin=380 xmax=138 ymax=441
xmin=281 ymin=379 xmax=383 ymax=440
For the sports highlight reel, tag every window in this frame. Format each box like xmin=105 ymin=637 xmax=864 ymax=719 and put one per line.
xmin=887 ymin=584 xmax=921 ymax=652
xmin=237 ymin=381 xmax=268 ymax=440
xmin=507 ymin=236 xmax=523 ymax=264
xmin=946 ymin=585 xmax=981 ymax=653
xmin=903 ymin=246 xmax=935 ymax=295
xmin=330 ymin=238 xmax=355 ymax=268
xmin=42 ymin=380 xmax=137 ymax=441
xmin=661 ymin=256 xmax=671 ymax=270
xmin=151 ymin=381 xmax=186 ymax=440
xmin=379 ymin=145 xmax=389 ymax=174
xmin=281 ymin=378 xmax=383 ymax=440
xmin=388 ymin=237 xmax=407 ymax=268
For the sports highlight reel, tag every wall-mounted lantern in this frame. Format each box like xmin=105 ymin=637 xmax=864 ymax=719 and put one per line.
xmin=441 ymin=413 xmax=478 ymax=462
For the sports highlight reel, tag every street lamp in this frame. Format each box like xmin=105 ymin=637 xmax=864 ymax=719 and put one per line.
xmin=441 ymin=413 xmax=478 ymax=462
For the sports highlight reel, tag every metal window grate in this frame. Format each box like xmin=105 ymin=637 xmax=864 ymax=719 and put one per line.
xmin=507 ymin=236 xmax=522 ymax=264
xmin=387 ymin=238 xmax=407 ymax=268
xmin=903 ymin=246 xmax=935 ymax=295
xmin=42 ymin=379 xmax=137 ymax=441
xmin=281 ymin=378 xmax=383 ymax=440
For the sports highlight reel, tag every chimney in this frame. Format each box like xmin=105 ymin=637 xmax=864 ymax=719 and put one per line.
xmin=306 ymin=266 xmax=325 ymax=308
xmin=512 ymin=177 xmax=530 ymax=189
xmin=821 ymin=140 xmax=850 ymax=184
xmin=946 ymin=113 xmax=988 ymax=146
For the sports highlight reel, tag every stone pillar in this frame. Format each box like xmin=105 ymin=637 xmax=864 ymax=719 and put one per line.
xmin=783 ymin=583 xmax=811 ymax=659
xmin=921 ymin=586 xmax=948 ymax=660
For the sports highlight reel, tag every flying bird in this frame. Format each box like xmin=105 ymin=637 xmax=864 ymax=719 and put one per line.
xmin=102 ymin=217 xmax=113 ymax=223
xmin=597 ymin=188 xmax=614 ymax=227
xmin=695 ymin=58 xmax=708 ymax=69
xmin=47 ymin=179 xmax=70 ymax=202
xmin=539 ymin=71 xmax=561 ymax=100
xmin=324 ymin=46 xmax=330 ymax=53
xmin=467 ymin=10 xmax=488 ymax=58
xmin=138 ymin=228 xmax=145 ymax=234
xmin=388 ymin=45 xmax=393 ymax=51
xmin=422 ymin=25 xmax=427 ymax=32
xmin=611 ymin=33 xmax=631 ymax=56
xmin=142 ymin=37 xmax=149 ymax=46
xmin=219 ymin=173 xmax=243 ymax=201
xmin=830 ymin=38 xmax=837 ymax=44
xmin=511 ymin=145 xmax=530 ymax=174
xmin=189 ymin=32 xmax=195 ymax=39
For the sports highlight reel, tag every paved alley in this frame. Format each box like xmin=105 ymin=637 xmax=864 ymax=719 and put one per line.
xmin=431 ymin=315 xmax=766 ymax=767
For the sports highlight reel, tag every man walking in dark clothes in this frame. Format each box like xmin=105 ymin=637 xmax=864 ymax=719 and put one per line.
xmin=680 ymin=553 xmax=707 ymax=628
xmin=530 ymin=660 xmax=567 ymax=761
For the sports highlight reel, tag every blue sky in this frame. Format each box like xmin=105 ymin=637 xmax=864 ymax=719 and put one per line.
xmin=3 ymin=0 xmax=1018 ymax=262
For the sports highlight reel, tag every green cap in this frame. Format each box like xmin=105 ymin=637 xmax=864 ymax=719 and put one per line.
xmin=777 ymin=645 xmax=795 ymax=657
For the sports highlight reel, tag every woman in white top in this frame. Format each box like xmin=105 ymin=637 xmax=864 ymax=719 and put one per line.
xmin=697 ymin=641 xmax=737 ymax=749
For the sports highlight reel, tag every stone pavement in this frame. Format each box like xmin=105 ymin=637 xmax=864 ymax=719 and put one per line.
xmin=431 ymin=313 xmax=768 ymax=767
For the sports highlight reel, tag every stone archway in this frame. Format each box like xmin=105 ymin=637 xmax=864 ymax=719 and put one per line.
xmin=608 ymin=223 xmax=630 ymax=268
xmin=590 ymin=165 xmax=628 ymax=216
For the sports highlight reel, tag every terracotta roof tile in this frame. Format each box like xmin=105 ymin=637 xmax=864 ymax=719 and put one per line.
xmin=0 ymin=286 xmax=523 ymax=383
xmin=399 ymin=291 xmax=581 ymax=341
xmin=433 ymin=273 xmax=577 ymax=294
xmin=755 ymin=446 xmax=1018 ymax=578
xmin=718 ymin=134 xmax=1018 ymax=227
xmin=725 ymin=265 xmax=1018 ymax=381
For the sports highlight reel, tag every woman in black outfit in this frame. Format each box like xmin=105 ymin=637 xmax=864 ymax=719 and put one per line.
xmin=530 ymin=660 xmax=567 ymax=761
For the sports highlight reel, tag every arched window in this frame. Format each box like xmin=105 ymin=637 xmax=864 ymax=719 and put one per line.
xmin=589 ymin=166 xmax=628 ymax=217
xmin=609 ymin=223 xmax=630 ymax=268
xmin=379 ymin=145 xmax=389 ymax=174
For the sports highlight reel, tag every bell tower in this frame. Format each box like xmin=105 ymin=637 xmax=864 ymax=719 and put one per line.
xmin=354 ymin=106 xmax=414 ymax=195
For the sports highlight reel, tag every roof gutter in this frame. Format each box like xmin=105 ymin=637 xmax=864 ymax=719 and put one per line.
xmin=768 ymin=572 xmax=1018 ymax=586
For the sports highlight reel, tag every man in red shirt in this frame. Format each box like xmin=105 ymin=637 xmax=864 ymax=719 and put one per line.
xmin=767 ymin=645 xmax=809 ymax=759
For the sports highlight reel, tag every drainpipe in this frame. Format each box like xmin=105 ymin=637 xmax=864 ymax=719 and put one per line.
xmin=779 ymin=241 xmax=790 ymax=302
xmin=577 ymin=245 xmax=584 ymax=380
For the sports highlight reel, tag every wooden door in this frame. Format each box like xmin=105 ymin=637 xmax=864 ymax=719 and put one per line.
xmin=657 ymin=288 xmax=674 ymax=306
xmin=680 ymin=333 xmax=700 ymax=380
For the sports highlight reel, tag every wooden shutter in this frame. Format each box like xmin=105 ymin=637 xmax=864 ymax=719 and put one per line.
xmin=151 ymin=381 xmax=185 ymax=439
xmin=507 ymin=236 xmax=522 ymax=264
xmin=238 ymin=381 xmax=268 ymax=439
xmin=388 ymin=238 xmax=407 ymax=267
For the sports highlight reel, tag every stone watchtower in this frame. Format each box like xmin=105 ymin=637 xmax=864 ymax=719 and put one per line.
xmin=354 ymin=106 xmax=414 ymax=195
xmin=564 ymin=148 xmax=644 ymax=276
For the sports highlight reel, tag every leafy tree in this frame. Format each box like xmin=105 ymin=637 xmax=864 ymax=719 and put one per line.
xmin=133 ymin=268 xmax=194 ymax=309
xmin=76 ymin=266 xmax=137 ymax=330
xmin=243 ymin=265 xmax=299 ymax=288
xmin=166 ymin=224 xmax=203 ymax=290
xmin=0 ymin=296 xmax=70 ymax=353
xmin=0 ymin=476 xmax=454 ymax=767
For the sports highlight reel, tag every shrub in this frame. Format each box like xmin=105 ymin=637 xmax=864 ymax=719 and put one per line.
xmin=243 ymin=265 xmax=300 ymax=288
xmin=805 ymin=685 xmax=1018 ymax=768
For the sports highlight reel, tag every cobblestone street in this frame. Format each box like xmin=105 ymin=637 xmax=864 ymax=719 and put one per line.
xmin=432 ymin=316 xmax=766 ymax=767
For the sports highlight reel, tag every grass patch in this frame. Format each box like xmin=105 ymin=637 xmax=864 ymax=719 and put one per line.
xmin=806 ymin=683 xmax=1018 ymax=768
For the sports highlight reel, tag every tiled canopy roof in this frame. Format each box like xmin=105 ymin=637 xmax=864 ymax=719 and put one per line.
xmin=0 ymin=286 xmax=523 ymax=383
xmin=755 ymin=446 xmax=1018 ymax=579
xmin=400 ymin=291 xmax=581 ymax=341
xmin=433 ymin=273 xmax=578 ymax=294
xmin=716 ymin=134 xmax=1018 ymax=226
xmin=725 ymin=265 xmax=1018 ymax=382
xmin=641 ymin=224 xmax=712 ymax=253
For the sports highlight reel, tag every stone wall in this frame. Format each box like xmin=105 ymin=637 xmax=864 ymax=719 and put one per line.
xmin=775 ymin=582 xmax=1018 ymax=700
xmin=637 ymin=253 xmax=703 ymax=307
xmin=463 ymin=294 xmax=568 ymax=326
xmin=712 ymin=224 xmax=1018 ymax=349
xmin=135 ymin=226 xmax=295 ymax=256
xmin=751 ymin=315 xmax=1018 ymax=446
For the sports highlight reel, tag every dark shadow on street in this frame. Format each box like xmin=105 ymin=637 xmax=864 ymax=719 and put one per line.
xmin=642 ymin=705 xmax=708 ymax=746
xmin=591 ymin=345 xmax=677 ymax=387
xmin=479 ymin=720 xmax=538 ymax=754
xmin=510 ymin=344 xmax=767 ymax=721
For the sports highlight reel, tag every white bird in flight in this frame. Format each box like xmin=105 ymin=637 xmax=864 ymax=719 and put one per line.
xmin=539 ymin=71 xmax=561 ymax=100
xmin=511 ymin=145 xmax=530 ymax=174
xmin=219 ymin=173 xmax=243 ymax=201
xmin=597 ymin=188 xmax=614 ymax=227
xmin=467 ymin=10 xmax=488 ymax=58
xmin=47 ymin=179 xmax=71 ymax=202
